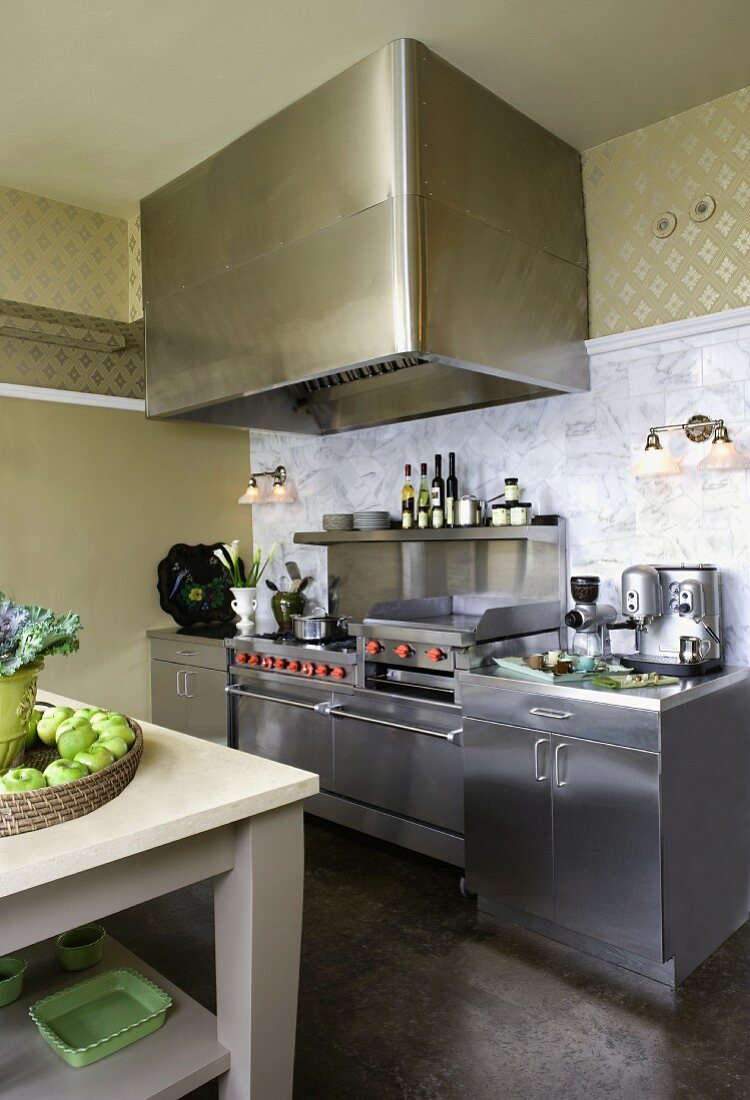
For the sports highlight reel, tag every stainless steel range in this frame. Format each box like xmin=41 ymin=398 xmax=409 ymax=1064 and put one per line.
xmin=227 ymin=522 xmax=566 ymax=865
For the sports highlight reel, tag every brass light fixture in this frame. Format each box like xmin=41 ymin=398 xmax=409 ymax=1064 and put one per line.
xmin=633 ymin=414 xmax=749 ymax=476
xmin=238 ymin=465 xmax=296 ymax=504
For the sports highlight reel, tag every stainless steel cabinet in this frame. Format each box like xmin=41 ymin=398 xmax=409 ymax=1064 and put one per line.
xmin=464 ymin=718 xmax=663 ymax=960
xmin=551 ymin=734 xmax=662 ymax=959
xmin=150 ymin=641 xmax=228 ymax=746
xmin=463 ymin=721 xmax=552 ymax=916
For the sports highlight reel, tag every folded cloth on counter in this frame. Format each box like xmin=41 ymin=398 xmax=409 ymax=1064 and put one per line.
xmin=591 ymin=673 xmax=680 ymax=690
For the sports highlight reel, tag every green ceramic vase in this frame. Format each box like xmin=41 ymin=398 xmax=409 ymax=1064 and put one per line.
xmin=271 ymin=591 xmax=306 ymax=633
xmin=0 ymin=660 xmax=42 ymax=771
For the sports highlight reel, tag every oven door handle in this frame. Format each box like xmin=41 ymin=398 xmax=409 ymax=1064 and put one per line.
xmin=326 ymin=704 xmax=462 ymax=743
xmin=225 ymin=685 xmax=325 ymax=712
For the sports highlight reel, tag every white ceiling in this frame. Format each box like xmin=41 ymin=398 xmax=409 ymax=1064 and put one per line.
xmin=3 ymin=0 xmax=750 ymax=218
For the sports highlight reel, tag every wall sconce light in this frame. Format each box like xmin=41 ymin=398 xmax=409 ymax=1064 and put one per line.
xmin=238 ymin=465 xmax=296 ymax=504
xmin=633 ymin=414 xmax=749 ymax=476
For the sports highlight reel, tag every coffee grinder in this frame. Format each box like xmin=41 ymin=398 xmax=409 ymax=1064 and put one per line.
xmin=620 ymin=564 xmax=722 ymax=676
xmin=564 ymin=575 xmax=618 ymax=659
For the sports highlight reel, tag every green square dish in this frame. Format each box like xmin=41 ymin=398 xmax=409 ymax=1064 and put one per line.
xmin=29 ymin=968 xmax=172 ymax=1068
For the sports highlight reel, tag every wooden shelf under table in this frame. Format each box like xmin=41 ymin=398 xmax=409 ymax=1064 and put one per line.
xmin=0 ymin=936 xmax=229 ymax=1100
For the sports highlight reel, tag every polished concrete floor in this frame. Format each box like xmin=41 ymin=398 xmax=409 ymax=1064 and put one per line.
xmin=110 ymin=816 xmax=750 ymax=1099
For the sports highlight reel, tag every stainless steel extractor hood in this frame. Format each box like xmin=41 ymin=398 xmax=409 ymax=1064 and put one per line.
xmin=141 ymin=39 xmax=589 ymax=434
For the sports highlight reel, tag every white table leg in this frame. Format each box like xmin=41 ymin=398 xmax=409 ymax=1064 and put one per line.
xmin=214 ymin=802 xmax=305 ymax=1100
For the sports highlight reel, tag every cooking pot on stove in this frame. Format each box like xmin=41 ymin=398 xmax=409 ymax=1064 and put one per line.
xmin=291 ymin=607 xmax=349 ymax=643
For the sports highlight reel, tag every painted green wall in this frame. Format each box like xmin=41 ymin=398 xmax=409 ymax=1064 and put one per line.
xmin=0 ymin=398 xmax=249 ymax=719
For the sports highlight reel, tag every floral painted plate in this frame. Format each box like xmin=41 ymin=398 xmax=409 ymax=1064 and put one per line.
xmin=156 ymin=543 xmax=244 ymax=626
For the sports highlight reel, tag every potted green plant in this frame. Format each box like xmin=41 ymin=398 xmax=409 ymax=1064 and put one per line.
xmin=0 ymin=594 xmax=82 ymax=770
xmin=215 ymin=541 xmax=276 ymax=630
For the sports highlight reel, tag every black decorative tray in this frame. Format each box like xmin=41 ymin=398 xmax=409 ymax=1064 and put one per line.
xmin=156 ymin=543 xmax=244 ymax=626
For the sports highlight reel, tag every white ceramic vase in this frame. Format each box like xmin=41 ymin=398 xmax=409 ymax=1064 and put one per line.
xmin=230 ymin=586 xmax=258 ymax=631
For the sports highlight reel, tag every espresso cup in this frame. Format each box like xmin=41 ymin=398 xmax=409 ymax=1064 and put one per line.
xmin=679 ymin=636 xmax=710 ymax=663
xmin=528 ymin=654 xmax=544 ymax=670
xmin=546 ymin=650 xmax=561 ymax=666
xmin=576 ymin=655 xmax=597 ymax=672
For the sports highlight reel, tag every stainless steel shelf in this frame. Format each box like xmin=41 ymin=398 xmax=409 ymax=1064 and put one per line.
xmin=294 ymin=524 xmax=562 ymax=545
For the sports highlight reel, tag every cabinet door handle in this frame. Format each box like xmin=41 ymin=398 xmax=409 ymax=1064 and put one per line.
xmin=184 ymin=670 xmax=195 ymax=699
xmin=176 ymin=670 xmax=185 ymax=697
xmin=529 ymin=707 xmax=573 ymax=720
xmin=176 ymin=649 xmax=198 ymax=656
xmin=534 ymin=738 xmax=548 ymax=781
xmin=554 ymin=743 xmax=568 ymax=787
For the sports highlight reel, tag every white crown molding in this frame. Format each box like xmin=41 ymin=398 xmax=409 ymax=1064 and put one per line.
xmin=585 ymin=306 xmax=750 ymax=356
xmin=0 ymin=383 xmax=145 ymax=412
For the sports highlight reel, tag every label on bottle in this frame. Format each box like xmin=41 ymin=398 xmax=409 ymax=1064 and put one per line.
xmin=401 ymin=504 xmax=414 ymax=530
xmin=431 ymin=508 xmax=444 ymax=529
xmin=417 ymin=508 xmax=429 ymax=530
xmin=445 ymin=498 xmax=455 ymax=527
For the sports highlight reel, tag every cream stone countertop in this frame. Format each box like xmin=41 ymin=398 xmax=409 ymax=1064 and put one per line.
xmin=0 ymin=691 xmax=318 ymax=898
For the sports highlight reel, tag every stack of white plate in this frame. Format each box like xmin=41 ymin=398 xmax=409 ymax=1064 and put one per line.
xmin=353 ymin=510 xmax=391 ymax=530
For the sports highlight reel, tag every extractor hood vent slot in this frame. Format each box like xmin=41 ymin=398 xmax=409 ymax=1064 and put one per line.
xmin=296 ymin=356 xmax=428 ymax=395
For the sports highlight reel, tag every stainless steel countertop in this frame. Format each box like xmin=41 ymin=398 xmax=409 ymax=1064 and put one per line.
xmin=146 ymin=626 xmax=235 ymax=648
xmin=458 ymin=664 xmax=750 ymax=712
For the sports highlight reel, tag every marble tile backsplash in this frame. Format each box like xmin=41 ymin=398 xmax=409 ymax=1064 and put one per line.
xmin=250 ymin=324 xmax=750 ymax=664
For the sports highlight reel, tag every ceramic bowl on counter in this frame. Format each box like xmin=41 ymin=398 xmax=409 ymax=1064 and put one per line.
xmin=322 ymin=513 xmax=354 ymax=531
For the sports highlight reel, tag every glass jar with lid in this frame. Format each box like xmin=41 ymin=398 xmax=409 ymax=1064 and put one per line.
xmin=509 ymin=501 xmax=532 ymax=525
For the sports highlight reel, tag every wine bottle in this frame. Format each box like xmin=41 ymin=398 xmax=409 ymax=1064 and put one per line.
xmin=445 ymin=452 xmax=458 ymax=528
xmin=430 ymin=454 xmax=445 ymax=528
xmin=401 ymin=464 xmax=415 ymax=529
xmin=417 ymin=463 xmax=430 ymax=529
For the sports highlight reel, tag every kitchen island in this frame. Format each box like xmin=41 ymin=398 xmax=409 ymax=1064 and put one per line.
xmin=0 ymin=691 xmax=318 ymax=1100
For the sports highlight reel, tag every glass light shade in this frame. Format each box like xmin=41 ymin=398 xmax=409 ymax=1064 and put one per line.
xmin=632 ymin=433 xmax=681 ymax=476
xmin=237 ymin=478 xmax=262 ymax=505
xmin=270 ymin=477 xmax=296 ymax=502
xmin=698 ymin=430 xmax=750 ymax=471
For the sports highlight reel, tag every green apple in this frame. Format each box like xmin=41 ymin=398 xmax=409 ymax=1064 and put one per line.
xmin=43 ymin=760 xmax=89 ymax=786
xmin=96 ymin=717 xmax=134 ymax=746
xmin=74 ymin=746 xmax=116 ymax=773
xmin=74 ymin=707 xmax=103 ymax=722
xmin=95 ymin=734 xmax=129 ymax=760
xmin=56 ymin=722 xmax=97 ymax=762
xmin=91 ymin=711 xmax=128 ymax=730
xmin=36 ymin=706 xmax=75 ymax=746
xmin=0 ymin=767 xmax=47 ymax=793
xmin=55 ymin=715 xmax=93 ymax=742
xmin=24 ymin=708 xmax=42 ymax=749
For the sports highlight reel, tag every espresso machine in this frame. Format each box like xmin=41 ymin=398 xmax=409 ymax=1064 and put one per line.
xmin=620 ymin=564 xmax=722 ymax=676
xmin=564 ymin=575 xmax=618 ymax=658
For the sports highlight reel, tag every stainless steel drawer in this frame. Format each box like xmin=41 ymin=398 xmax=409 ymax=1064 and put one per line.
xmin=150 ymin=638 xmax=227 ymax=672
xmin=461 ymin=683 xmax=659 ymax=751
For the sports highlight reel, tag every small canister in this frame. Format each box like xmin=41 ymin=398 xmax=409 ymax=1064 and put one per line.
xmin=491 ymin=503 xmax=512 ymax=526
xmin=504 ymin=478 xmax=520 ymax=503
xmin=458 ymin=495 xmax=478 ymax=527
xmin=510 ymin=501 xmax=532 ymax=525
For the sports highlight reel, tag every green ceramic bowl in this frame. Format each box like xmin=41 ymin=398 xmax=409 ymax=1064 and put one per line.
xmin=0 ymin=955 xmax=27 ymax=1007
xmin=55 ymin=924 xmax=106 ymax=972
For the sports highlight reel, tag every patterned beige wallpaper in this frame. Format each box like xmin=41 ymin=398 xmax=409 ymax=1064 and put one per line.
xmin=583 ymin=85 xmax=750 ymax=337
xmin=0 ymin=185 xmax=144 ymax=398
xmin=128 ymin=214 xmax=143 ymax=321
xmin=0 ymin=185 xmax=129 ymax=320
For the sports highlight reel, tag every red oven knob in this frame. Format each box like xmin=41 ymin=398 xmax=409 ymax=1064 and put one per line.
xmin=287 ymin=660 xmax=300 ymax=672
xmin=331 ymin=666 xmax=346 ymax=679
xmin=248 ymin=653 xmax=260 ymax=666
xmin=261 ymin=655 xmax=274 ymax=670
xmin=394 ymin=644 xmax=414 ymax=659
xmin=316 ymin=664 xmax=330 ymax=678
xmin=274 ymin=657 xmax=287 ymax=670
xmin=302 ymin=661 xmax=315 ymax=677
xmin=236 ymin=652 xmax=249 ymax=664
xmin=365 ymin=640 xmax=384 ymax=655
xmin=426 ymin=647 xmax=447 ymax=663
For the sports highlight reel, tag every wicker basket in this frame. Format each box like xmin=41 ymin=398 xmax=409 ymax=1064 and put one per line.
xmin=0 ymin=713 xmax=143 ymax=837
